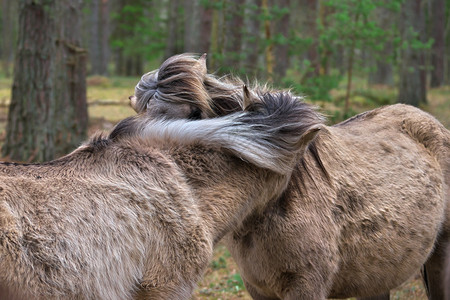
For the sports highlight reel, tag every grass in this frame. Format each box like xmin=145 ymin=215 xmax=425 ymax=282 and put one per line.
xmin=0 ymin=75 xmax=445 ymax=299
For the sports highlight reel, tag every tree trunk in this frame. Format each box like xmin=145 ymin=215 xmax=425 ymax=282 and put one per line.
xmin=209 ymin=1 xmax=225 ymax=70
xmin=3 ymin=0 xmax=57 ymax=162
xmin=89 ymin=0 xmax=110 ymax=75
xmin=89 ymin=0 xmax=101 ymax=74
xmin=184 ymin=0 xmax=199 ymax=52
xmin=273 ymin=0 xmax=290 ymax=81
xmin=242 ymin=0 xmax=261 ymax=78
xmin=3 ymin=0 xmax=88 ymax=162
xmin=368 ymin=58 xmax=393 ymax=86
xmin=53 ymin=0 xmax=88 ymax=156
xmin=344 ymin=12 xmax=360 ymax=116
xmin=262 ymin=0 xmax=273 ymax=81
xmin=165 ymin=0 xmax=184 ymax=58
xmin=430 ymin=0 xmax=445 ymax=88
xmin=99 ymin=0 xmax=110 ymax=75
xmin=223 ymin=0 xmax=245 ymax=72
xmin=397 ymin=0 xmax=427 ymax=106
xmin=302 ymin=0 xmax=320 ymax=79
xmin=198 ymin=2 xmax=213 ymax=55
xmin=1 ymin=0 xmax=18 ymax=77
xmin=319 ymin=1 xmax=332 ymax=75
xmin=367 ymin=5 xmax=394 ymax=86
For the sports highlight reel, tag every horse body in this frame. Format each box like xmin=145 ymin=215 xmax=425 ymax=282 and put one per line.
xmin=0 ymin=138 xmax=210 ymax=299
xmin=0 ymin=92 xmax=318 ymax=299
xmin=225 ymin=104 xmax=448 ymax=299
xmin=130 ymin=54 xmax=450 ymax=299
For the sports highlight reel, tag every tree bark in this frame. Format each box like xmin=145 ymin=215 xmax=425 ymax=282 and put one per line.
xmin=3 ymin=0 xmax=88 ymax=162
xmin=89 ymin=0 xmax=110 ymax=75
xmin=53 ymin=0 xmax=88 ymax=156
xmin=430 ymin=0 xmax=445 ymax=88
xmin=89 ymin=0 xmax=101 ymax=74
xmin=3 ymin=0 xmax=57 ymax=162
xmin=1 ymin=0 xmax=18 ymax=77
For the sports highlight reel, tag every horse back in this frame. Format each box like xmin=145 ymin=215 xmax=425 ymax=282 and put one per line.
xmin=335 ymin=103 xmax=450 ymax=250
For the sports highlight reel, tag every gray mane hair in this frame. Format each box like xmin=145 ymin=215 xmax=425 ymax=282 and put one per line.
xmin=133 ymin=54 xmax=287 ymax=117
xmin=108 ymin=91 xmax=324 ymax=174
xmin=134 ymin=54 xmax=214 ymax=116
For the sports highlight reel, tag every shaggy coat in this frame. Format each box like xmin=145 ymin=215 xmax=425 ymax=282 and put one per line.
xmin=0 ymin=92 xmax=322 ymax=299
xmin=445 ymin=243 xmax=450 ymax=300
xmin=131 ymin=54 xmax=450 ymax=300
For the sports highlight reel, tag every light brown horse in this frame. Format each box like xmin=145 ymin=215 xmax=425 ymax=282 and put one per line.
xmin=0 ymin=91 xmax=320 ymax=299
xmin=131 ymin=54 xmax=450 ymax=299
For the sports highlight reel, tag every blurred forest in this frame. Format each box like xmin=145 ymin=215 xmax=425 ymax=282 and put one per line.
xmin=0 ymin=0 xmax=449 ymax=159
xmin=2 ymin=0 xmax=450 ymax=94
xmin=1 ymin=0 xmax=450 ymax=160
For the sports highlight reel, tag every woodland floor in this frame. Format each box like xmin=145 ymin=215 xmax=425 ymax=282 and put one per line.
xmin=0 ymin=75 xmax=447 ymax=299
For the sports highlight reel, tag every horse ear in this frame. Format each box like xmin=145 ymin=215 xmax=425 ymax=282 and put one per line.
xmin=129 ymin=95 xmax=138 ymax=112
xmin=197 ymin=53 xmax=207 ymax=75
xmin=298 ymin=124 xmax=322 ymax=150
xmin=243 ymin=85 xmax=252 ymax=110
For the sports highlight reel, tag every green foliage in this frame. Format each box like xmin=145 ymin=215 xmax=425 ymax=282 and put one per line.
xmin=110 ymin=1 xmax=166 ymax=61
xmin=284 ymin=72 xmax=341 ymax=101
xmin=211 ymin=256 xmax=227 ymax=270
xmin=226 ymin=273 xmax=245 ymax=294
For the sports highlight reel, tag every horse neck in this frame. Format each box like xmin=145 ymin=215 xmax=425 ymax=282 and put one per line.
xmin=169 ymin=145 xmax=289 ymax=244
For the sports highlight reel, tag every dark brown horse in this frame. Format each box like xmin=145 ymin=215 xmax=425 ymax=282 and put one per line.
xmin=130 ymin=54 xmax=450 ymax=299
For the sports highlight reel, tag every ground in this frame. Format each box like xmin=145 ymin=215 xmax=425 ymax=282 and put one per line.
xmin=0 ymin=75 xmax=446 ymax=299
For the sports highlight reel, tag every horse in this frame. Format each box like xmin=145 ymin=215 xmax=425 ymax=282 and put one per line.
xmin=0 ymin=90 xmax=320 ymax=299
xmin=130 ymin=53 xmax=450 ymax=299
xmin=445 ymin=243 xmax=450 ymax=300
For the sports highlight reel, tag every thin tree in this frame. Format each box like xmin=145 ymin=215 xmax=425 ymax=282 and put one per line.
xmin=165 ymin=0 xmax=184 ymax=58
xmin=89 ymin=0 xmax=109 ymax=75
xmin=242 ymin=0 xmax=261 ymax=78
xmin=198 ymin=1 xmax=213 ymax=54
xmin=262 ymin=0 xmax=274 ymax=81
xmin=273 ymin=0 xmax=291 ymax=81
xmin=430 ymin=0 xmax=445 ymax=88
xmin=223 ymin=0 xmax=245 ymax=72
xmin=397 ymin=0 xmax=427 ymax=106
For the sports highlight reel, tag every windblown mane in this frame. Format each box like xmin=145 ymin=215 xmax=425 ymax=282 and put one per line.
xmin=107 ymin=91 xmax=324 ymax=174
xmin=131 ymin=53 xmax=328 ymax=177
xmin=134 ymin=54 xmax=283 ymax=117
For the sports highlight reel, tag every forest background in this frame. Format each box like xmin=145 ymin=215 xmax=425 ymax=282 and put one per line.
xmin=0 ymin=0 xmax=449 ymax=299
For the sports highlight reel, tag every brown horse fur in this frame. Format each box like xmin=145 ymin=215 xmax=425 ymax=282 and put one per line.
xmin=131 ymin=53 xmax=450 ymax=299
xmin=445 ymin=243 xmax=450 ymax=300
xmin=444 ymin=243 xmax=450 ymax=300
xmin=0 ymin=91 xmax=322 ymax=300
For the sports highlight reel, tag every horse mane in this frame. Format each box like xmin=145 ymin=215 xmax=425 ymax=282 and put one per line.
xmin=132 ymin=53 xmax=330 ymax=177
xmin=103 ymin=91 xmax=324 ymax=174
xmin=134 ymin=54 xmax=292 ymax=117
